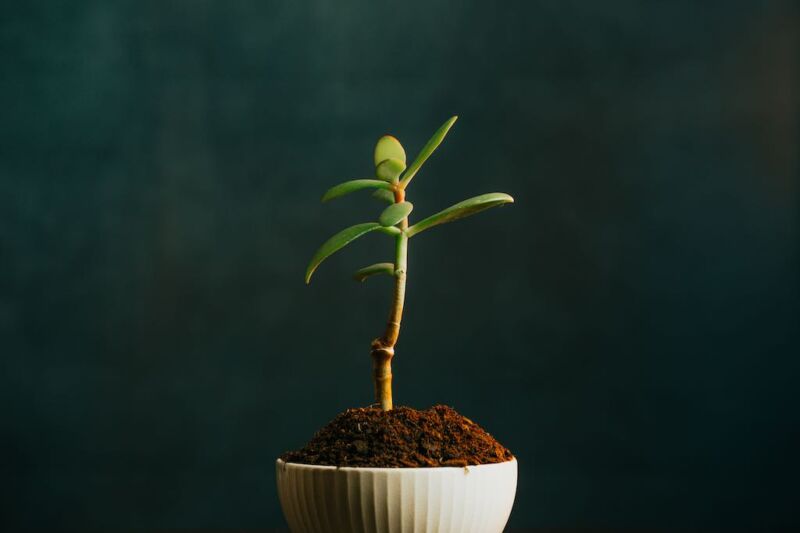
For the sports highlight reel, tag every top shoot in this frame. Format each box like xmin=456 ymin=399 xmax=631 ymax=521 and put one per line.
xmin=305 ymin=117 xmax=514 ymax=411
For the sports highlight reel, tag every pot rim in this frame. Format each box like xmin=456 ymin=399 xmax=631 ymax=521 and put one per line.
xmin=276 ymin=457 xmax=516 ymax=473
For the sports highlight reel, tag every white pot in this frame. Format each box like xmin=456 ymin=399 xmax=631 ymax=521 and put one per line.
xmin=276 ymin=458 xmax=517 ymax=533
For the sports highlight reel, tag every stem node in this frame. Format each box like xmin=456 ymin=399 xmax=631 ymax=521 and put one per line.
xmin=371 ymin=341 xmax=394 ymax=411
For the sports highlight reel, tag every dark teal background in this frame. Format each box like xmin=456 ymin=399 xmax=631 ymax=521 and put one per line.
xmin=2 ymin=0 xmax=798 ymax=530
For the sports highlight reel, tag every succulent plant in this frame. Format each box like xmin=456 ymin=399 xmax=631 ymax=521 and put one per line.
xmin=305 ymin=117 xmax=514 ymax=411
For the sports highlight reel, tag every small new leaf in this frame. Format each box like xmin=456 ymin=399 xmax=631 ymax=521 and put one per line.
xmin=322 ymin=179 xmax=392 ymax=203
xmin=376 ymin=158 xmax=406 ymax=182
xmin=374 ymin=135 xmax=406 ymax=166
xmin=379 ymin=201 xmax=414 ymax=227
xmin=400 ymin=116 xmax=458 ymax=188
xmin=305 ymin=222 xmax=383 ymax=284
xmin=372 ymin=189 xmax=395 ymax=204
xmin=353 ymin=262 xmax=395 ymax=282
xmin=406 ymin=193 xmax=513 ymax=238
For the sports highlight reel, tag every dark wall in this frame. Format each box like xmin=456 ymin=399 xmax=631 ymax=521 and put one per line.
xmin=2 ymin=0 xmax=798 ymax=529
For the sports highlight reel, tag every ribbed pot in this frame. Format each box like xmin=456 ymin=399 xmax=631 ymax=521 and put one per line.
xmin=276 ymin=458 xmax=517 ymax=533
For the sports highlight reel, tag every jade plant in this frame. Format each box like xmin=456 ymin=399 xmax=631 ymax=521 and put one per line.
xmin=305 ymin=116 xmax=513 ymax=411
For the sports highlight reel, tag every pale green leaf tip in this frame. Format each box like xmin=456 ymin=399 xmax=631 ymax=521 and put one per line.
xmin=374 ymin=135 xmax=406 ymax=166
xmin=320 ymin=188 xmax=339 ymax=202
xmin=442 ymin=115 xmax=458 ymax=129
xmin=305 ymin=261 xmax=318 ymax=283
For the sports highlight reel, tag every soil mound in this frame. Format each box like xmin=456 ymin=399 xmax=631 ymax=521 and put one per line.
xmin=280 ymin=405 xmax=513 ymax=468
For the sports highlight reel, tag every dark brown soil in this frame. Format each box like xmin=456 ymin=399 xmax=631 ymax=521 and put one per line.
xmin=280 ymin=405 xmax=513 ymax=468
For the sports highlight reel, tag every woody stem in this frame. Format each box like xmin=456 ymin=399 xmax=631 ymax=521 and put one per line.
xmin=371 ymin=187 xmax=408 ymax=411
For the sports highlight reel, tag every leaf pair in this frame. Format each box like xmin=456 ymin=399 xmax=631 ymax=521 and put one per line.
xmin=320 ymin=116 xmax=459 ymax=205
xmin=305 ymin=193 xmax=513 ymax=284
xmin=374 ymin=116 xmax=458 ymax=188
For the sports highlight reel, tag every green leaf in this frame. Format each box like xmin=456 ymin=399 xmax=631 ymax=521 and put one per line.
xmin=379 ymin=201 xmax=414 ymax=227
xmin=374 ymin=135 xmax=406 ymax=166
xmin=375 ymin=158 xmax=406 ymax=182
xmin=400 ymin=116 xmax=458 ymax=187
xmin=406 ymin=193 xmax=514 ymax=238
xmin=322 ymin=179 xmax=392 ymax=202
xmin=305 ymin=223 xmax=383 ymax=284
xmin=378 ymin=226 xmax=403 ymax=236
xmin=353 ymin=262 xmax=395 ymax=282
xmin=372 ymin=189 xmax=396 ymax=204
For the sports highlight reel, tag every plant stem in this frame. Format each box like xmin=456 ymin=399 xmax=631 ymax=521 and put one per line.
xmin=371 ymin=188 xmax=409 ymax=411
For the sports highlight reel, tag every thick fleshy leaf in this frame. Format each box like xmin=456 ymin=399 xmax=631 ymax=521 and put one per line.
xmin=305 ymin=223 xmax=383 ymax=284
xmin=400 ymin=116 xmax=458 ymax=187
xmin=374 ymin=135 xmax=406 ymax=166
xmin=379 ymin=201 xmax=414 ymax=227
xmin=372 ymin=189 xmax=396 ymax=204
xmin=375 ymin=158 xmax=406 ymax=182
xmin=406 ymin=193 xmax=513 ymax=237
xmin=322 ymin=179 xmax=392 ymax=202
xmin=353 ymin=262 xmax=395 ymax=282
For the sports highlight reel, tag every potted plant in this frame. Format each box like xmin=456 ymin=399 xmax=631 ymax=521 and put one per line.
xmin=277 ymin=117 xmax=516 ymax=533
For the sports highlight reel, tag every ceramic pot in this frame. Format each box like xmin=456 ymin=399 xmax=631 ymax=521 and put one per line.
xmin=276 ymin=458 xmax=517 ymax=533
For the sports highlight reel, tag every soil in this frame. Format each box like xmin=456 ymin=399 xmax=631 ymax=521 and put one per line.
xmin=280 ymin=405 xmax=514 ymax=468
